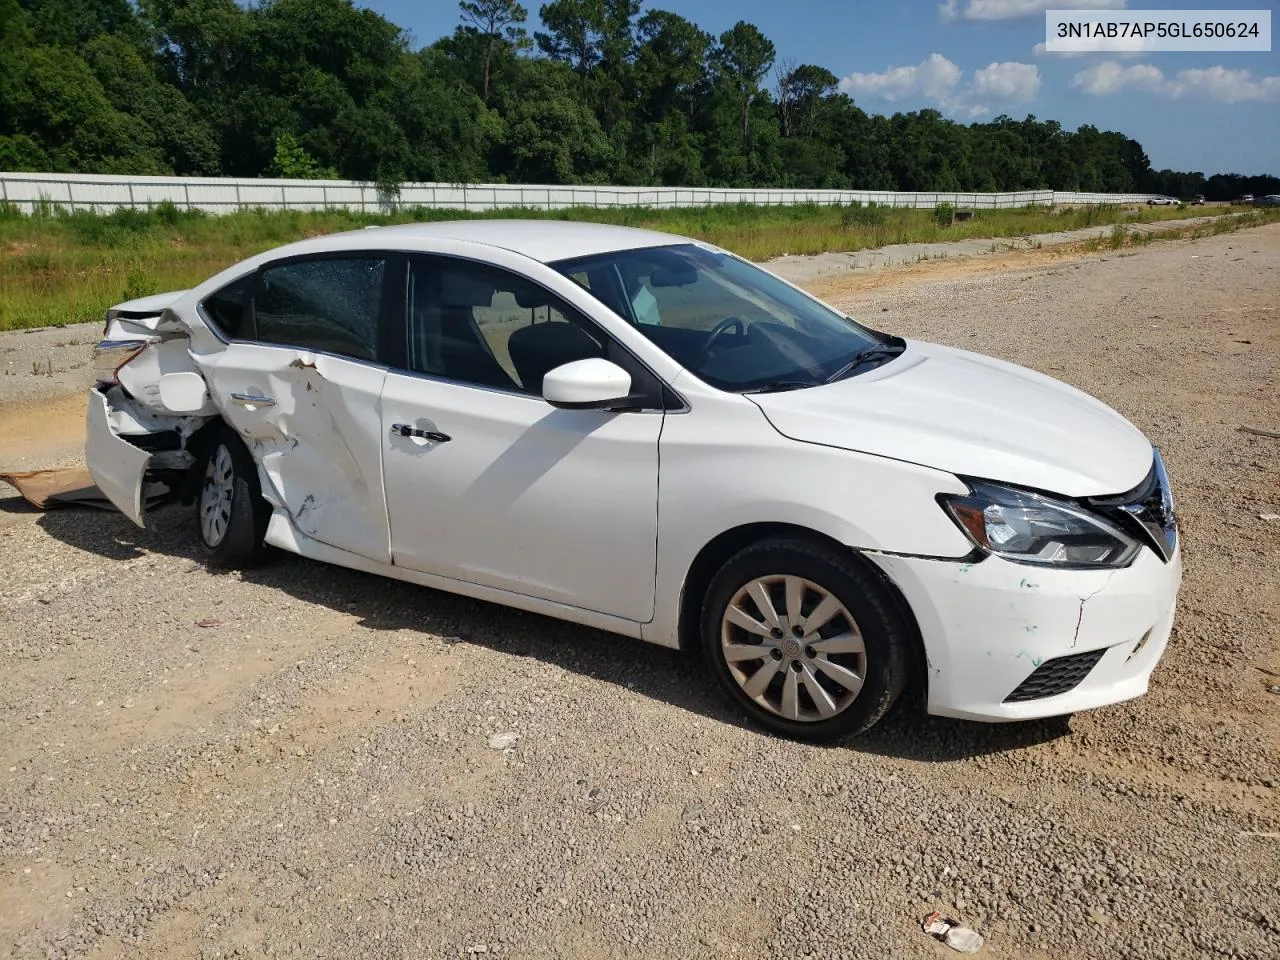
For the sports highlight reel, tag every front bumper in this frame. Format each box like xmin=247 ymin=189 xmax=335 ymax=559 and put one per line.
xmin=871 ymin=543 xmax=1181 ymax=722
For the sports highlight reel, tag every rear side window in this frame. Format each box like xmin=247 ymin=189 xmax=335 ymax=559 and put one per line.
xmin=253 ymin=257 xmax=387 ymax=361
xmin=200 ymin=274 xmax=252 ymax=339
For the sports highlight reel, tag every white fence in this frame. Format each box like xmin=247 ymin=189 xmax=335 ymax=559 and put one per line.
xmin=0 ymin=171 xmax=1163 ymax=214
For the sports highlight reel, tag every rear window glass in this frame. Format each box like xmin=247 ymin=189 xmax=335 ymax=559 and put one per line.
xmin=200 ymin=274 xmax=253 ymax=339
xmin=253 ymin=258 xmax=386 ymax=361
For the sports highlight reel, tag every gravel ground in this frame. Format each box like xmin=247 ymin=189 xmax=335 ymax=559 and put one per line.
xmin=0 ymin=323 xmax=101 ymax=406
xmin=1 ymin=226 xmax=1278 ymax=959
xmin=768 ymin=213 xmax=1228 ymax=285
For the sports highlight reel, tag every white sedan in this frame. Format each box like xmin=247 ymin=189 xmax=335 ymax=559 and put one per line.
xmin=86 ymin=221 xmax=1181 ymax=740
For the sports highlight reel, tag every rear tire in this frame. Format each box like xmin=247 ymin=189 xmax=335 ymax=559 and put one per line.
xmin=196 ymin=425 xmax=269 ymax=569
xmin=700 ymin=536 xmax=911 ymax=741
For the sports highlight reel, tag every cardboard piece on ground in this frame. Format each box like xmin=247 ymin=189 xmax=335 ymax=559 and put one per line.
xmin=0 ymin=466 xmax=115 ymax=510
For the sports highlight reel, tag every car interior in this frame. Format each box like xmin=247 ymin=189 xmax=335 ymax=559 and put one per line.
xmin=560 ymin=252 xmax=849 ymax=389
xmin=408 ymin=263 xmax=606 ymax=394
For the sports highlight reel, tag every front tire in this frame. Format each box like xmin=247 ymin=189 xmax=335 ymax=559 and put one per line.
xmin=700 ymin=537 xmax=911 ymax=741
xmin=197 ymin=425 xmax=269 ymax=569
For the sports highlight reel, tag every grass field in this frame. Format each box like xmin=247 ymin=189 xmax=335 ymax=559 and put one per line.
xmin=0 ymin=199 xmax=1252 ymax=332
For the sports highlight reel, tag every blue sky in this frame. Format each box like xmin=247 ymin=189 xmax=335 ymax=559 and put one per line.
xmin=363 ymin=0 xmax=1279 ymax=175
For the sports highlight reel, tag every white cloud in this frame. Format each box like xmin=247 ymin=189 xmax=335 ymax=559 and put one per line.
xmin=1033 ymin=41 xmax=1145 ymax=60
xmin=1071 ymin=61 xmax=1166 ymax=96
xmin=1174 ymin=66 xmax=1280 ymax=103
xmin=945 ymin=0 xmax=1125 ymax=21
xmin=1071 ymin=62 xmax=1280 ymax=102
xmin=841 ymin=53 xmax=963 ymax=103
xmin=840 ymin=55 xmax=1037 ymax=117
xmin=972 ymin=62 xmax=1041 ymax=100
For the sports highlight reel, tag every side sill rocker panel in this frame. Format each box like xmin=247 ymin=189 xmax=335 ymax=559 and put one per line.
xmin=264 ymin=510 xmax=646 ymax=641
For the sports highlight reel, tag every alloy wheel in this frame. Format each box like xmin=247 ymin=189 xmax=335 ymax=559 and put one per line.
xmin=199 ymin=444 xmax=235 ymax=547
xmin=719 ymin=574 xmax=867 ymax=722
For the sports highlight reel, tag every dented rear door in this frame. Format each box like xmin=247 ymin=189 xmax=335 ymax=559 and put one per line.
xmin=197 ymin=254 xmax=398 ymax=563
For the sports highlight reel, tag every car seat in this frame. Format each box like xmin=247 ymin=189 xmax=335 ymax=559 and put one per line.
xmin=507 ymin=321 xmax=606 ymax=394
xmin=411 ymin=266 xmax=518 ymax=390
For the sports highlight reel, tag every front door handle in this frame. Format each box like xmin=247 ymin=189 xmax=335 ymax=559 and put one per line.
xmin=391 ymin=423 xmax=451 ymax=443
xmin=230 ymin=392 xmax=276 ymax=407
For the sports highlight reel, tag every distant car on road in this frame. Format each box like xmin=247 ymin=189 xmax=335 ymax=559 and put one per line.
xmin=1233 ymin=194 xmax=1255 ymax=205
xmin=1254 ymin=195 xmax=1280 ymax=207
xmin=1146 ymin=196 xmax=1178 ymax=206
xmin=1190 ymin=195 xmax=1206 ymax=206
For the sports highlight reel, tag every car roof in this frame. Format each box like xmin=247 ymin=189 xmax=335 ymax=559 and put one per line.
xmin=337 ymin=219 xmax=691 ymax=263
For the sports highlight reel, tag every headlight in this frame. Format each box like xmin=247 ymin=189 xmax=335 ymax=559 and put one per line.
xmin=939 ymin=481 xmax=1140 ymax=569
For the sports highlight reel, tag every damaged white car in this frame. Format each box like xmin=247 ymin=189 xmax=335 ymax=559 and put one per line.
xmin=87 ymin=221 xmax=1181 ymax=740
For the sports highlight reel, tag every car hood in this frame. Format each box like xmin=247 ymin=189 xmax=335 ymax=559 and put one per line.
xmin=749 ymin=340 xmax=1153 ymax=497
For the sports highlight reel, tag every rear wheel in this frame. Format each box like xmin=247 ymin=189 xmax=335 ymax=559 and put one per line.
xmin=197 ymin=425 xmax=269 ymax=568
xmin=701 ymin=537 xmax=911 ymax=741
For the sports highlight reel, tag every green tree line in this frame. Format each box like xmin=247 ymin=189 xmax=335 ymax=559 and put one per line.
xmin=1 ymin=0 xmax=1276 ymax=201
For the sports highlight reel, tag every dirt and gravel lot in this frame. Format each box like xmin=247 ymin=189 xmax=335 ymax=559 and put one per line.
xmin=1 ymin=227 xmax=1278 ymax=959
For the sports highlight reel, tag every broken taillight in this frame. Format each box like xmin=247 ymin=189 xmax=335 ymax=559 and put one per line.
xmin=93 ymin=340 xmax=148 ymax=386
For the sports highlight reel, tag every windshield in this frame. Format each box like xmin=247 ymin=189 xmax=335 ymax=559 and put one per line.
xmin=551 ymin=243 xmax=892 ymax=392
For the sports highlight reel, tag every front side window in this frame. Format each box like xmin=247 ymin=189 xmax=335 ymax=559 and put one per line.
xmin=253 ymin=257 xmax=387 ymax=361
xmin=407 ymin=258 xmax=609 ymax=394
xmin=554 ymin=244 xmax=893 ymax=392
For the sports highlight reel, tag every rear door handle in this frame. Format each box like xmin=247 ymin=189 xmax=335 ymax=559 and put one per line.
xmin=230 ymin=392 xmax=276 ymax=407
xmin=391 ymin=423 xmax=451 ymax=443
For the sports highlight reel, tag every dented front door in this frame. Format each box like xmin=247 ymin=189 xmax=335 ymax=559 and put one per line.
xmin=201 ymin=342 xmax=390 ymax=562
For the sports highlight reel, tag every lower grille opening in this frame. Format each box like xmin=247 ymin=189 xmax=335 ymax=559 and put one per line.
xmin=1004 ymin=648 xmax=1107 ymax=703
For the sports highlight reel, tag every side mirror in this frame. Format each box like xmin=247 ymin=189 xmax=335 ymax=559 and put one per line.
xmin=542 ymin=358 xmax=636 ymax=410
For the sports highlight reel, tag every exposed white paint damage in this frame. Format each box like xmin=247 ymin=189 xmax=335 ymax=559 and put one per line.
xmin=118 ymin=339 xmax=217 ymax=415
xmin=202 ymin=345 xmax=391 ymax=563
xmin=102 ymin=386 xmax=206 ymax=438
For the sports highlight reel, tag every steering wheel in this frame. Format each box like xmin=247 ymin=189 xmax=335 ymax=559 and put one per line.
xmin=693 ymin=317 xmax=745 ymax=366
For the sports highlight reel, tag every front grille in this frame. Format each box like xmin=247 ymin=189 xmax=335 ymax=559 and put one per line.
xmin=1087 ymin=449 xmax=1178 ymax=563
xmin=1004 ymin=648 xmax=1107 ymax=702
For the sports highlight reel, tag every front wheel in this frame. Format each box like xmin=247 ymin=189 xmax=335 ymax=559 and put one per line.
xmin=196 ymin=425 xmax=269 ymax=568
xmin=700 ymin=537 xmax=912 ymax=741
